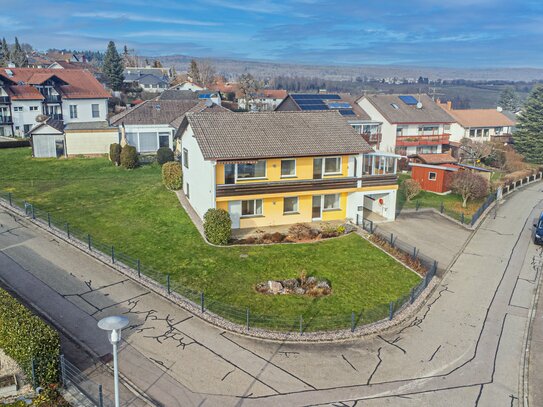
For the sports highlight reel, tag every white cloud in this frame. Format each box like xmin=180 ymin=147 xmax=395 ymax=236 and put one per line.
xmin=72 ymin=11 xmax=220 ymax=27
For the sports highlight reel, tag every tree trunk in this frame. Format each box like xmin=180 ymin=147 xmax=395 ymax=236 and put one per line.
xmin=462 ymin=195 xmax=468 ymax=208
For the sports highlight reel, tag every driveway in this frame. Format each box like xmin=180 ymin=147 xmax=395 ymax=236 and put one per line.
xmin=375 ymin=211 xmax=472 ymax=271
xmin=0 ymin=182 xmax=542 ymax=406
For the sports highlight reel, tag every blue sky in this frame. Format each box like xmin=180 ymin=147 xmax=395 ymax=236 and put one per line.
xmin=2 ymin=0 xmax=542 ymax=68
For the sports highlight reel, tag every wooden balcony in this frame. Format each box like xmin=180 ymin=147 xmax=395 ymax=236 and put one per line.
xmin=362 ymin=132 xmax=382 ymax=145
xmin=216 ymin=178 xmax=358 ymax=197
xmin=361 ymin=174 xmax=398 ymax=187
xmin=0 ymin=116 xmax=13 ymax=124
xmin=396 ymin=134 xmax=450 ymax=147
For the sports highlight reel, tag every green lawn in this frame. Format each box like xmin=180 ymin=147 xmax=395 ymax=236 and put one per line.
xmin=0 ymin=149 xmax=420 ymax=331
xmin=397 ymin=172 xmax=485 ymax=223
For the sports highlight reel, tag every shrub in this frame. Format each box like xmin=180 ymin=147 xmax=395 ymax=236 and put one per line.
xmin=402 ymin=179 xmax=422 ymax=202
xmin=0 ymin=288 xmax=60 ymax=385
xmin=203 ymin=208 xmax=231 ymax=245
xmin=450 ymin=171 xmax=489 ymax=208
xmin=109 ymin=143 xmax=121 ymax=166
xmin=120 ymin=145 xmax=138 ymax=169
xmin=156 ymin=147 xmax=174 ymax=165
xmin=288 ymin=223 xmax=317 ymax=241
xmin=162 ymin=162 xmax=182 ymax=190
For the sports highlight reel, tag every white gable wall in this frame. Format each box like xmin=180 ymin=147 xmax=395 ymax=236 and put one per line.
xmin=357 ymin=98 xmax=397 ymax=153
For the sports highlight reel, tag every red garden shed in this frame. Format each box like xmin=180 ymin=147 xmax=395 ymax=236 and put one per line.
xmin=410 ymin=163 xmax=459 ymax=194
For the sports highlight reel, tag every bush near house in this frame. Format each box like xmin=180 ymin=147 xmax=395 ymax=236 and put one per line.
xmin=120 ymin=145 xmax=138 ymax=169
xmin=203 ymin=208 xmax=231 ymax=245
xmin=449 ymin=171 xmax=489 ymax=208
xmin=109 ymin=143 xmax=121 ymax=166
xmin=156 ymin=147 xmax=175 ymax=165
xmin=0 ymin=288 xmax=60 ymax=386
xmin=162 ymin=161 xmax=182 ymax=190
xmin=402 ymin=178 xmax=422 ymax=202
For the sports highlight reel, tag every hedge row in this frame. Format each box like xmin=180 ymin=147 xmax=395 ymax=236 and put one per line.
xmin=0 ymin=288 xmax=61 ymax=385
xmin=0 ymin=140 xmax=31 ymax=149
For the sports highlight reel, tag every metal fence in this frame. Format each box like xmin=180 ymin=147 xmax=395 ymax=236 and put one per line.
xmin=470 ymin=192 xmax=496 ymax=226
xmin=60 ymin=356 xmax=113 ymax=407
xmin=1 ymin=190 xmax=437 ymax=334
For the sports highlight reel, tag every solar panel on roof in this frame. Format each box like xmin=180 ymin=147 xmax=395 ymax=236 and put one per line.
xmin=291 ymin=94 xmax=342 ymax=100
xmin=339 ymin=109 xmax=356 ymax=116
xmin=298 ymin=104 xmax=329 ymax=110
xmin=327 ymin=102 xmax=352 ymax=109
xmin=399 ymin=95 xmax=418 ymax=105
xmin=198 ymin=93 xmax=212 ymax=98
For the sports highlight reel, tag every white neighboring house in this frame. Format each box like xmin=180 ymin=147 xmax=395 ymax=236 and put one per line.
xmin=172 ymin=81 xmax=205 ymax=92
xmin=437 ymin=101 xmax=516 ymax=143
xmin=238 ymin=89 xmax=287 ymax=111
xmin=357 ymin=94 xmax=455 ymax=157
xmin=0 ymin=67 xmax=110 ymax=138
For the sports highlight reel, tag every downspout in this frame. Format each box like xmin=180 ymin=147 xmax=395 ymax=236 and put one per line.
xmin=120 ymin=122 xmax=127 ymax=147
xmin=212 ymin=161 xmax=217 ymax=209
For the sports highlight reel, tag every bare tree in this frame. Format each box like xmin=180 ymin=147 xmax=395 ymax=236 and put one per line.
xmin=459 ymin=138 xmax=494 ymax=165
xmin=198 ymin=60 xmax=216 ymax=88
xmin=402 ymin=179 xmax=421 ymax=202
xmin=449 ymin=171 xmax=488 ymax=208
xmin=237 ymin=73 xmax=259 ymax=110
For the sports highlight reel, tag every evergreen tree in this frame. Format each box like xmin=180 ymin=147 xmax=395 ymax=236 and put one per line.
xmin=188 ymin=59 xmax=200 ymax=84
xmin=11 ymin=37 xmax=28 ymax=67
xmin=514 ymin=85 xmax=543 ymax=163
xmin=0 ymin=38 xmax=10 ymax=66
xmin=102 ymin=41 xmax=124 ymax=91
xmin=499 ymin=87 xmax=520 ymax=112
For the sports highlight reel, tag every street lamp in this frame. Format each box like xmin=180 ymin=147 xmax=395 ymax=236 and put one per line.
xmin=98 ymin=315 xmax=129 ymax=407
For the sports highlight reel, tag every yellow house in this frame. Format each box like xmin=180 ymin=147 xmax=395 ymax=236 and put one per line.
xmin=179 ymin=111 xmax=399 ymax=229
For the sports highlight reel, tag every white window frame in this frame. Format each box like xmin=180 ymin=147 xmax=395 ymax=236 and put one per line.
xmin=91 ymin=103 xmax=100 ymax=118
xmin=280 ymin=159 xmax=297 ymax=178
xmin=283 ymin=196 xmax=299 ymax=214
xmin=14 ymin=106 xmax=23 ymax=112
xmin=428 ymin=172 xmax=437 ymax=181
xmin=322 ymin=194 xmax=341 ymax=211
xmin=69 ymin=104 xmax=78 ymax=119
xmin=183 ymin=148 xmax=189 ymax=168
xmin=323 ymin=156 xmax=342 ymax=176
xmin=30 ymin=106 xmax=39 ymax=111
xmin=236 ymin=160 xmax=267 ymax=181
xmin=241 ymin=199 xmax=263 ymax=217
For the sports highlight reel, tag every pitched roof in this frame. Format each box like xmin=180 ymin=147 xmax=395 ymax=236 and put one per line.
xmin=276 ymin=93 xmax=371 ymax=120
xmin=185 ymin=111 xmax=373 ymax=161
xmin=134 ymin=74 xmax=168 ymax=85
xmin=159 ymin=89 xmax=199 ymax=101
xmin=64 ymin=121 xmax=112 ymax=131
xmin=7 ymin=85 xmax=44 ymax=100
xmin=29 ymin=118 xmax=65 ymax=135
xmin=241 ymin=89 xmax=287 ymax=99
xmin=443 ymin=108 xmax=515 ymax=128
xmin=0 ymin=68 xmax=110 ymax=99
xmin=414 ymin=153 xmax=458 ymax=165
xmin=361 ymin=94 xmax=454 ymax=124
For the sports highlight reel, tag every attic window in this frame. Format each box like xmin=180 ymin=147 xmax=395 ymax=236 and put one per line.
xmin=391 ymin=103 xmax=399 ymax=110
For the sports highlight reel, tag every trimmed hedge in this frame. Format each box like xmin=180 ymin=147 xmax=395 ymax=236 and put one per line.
xmin=120 ymin=145 xmax=138 ymax=169
xmin=203 ymin=208 xmax=232 ymax=245
xmin=109 ymin=143 xmax=121 ymax=166
xmin=0 ymin=139 xmax=31 ymax=149
xmin=0 ymin=288 xmax=60 ymax=385
xmin=162 ymin=161 xmax=182 ymax=190
xmin=156 ymin=147 xmax=174 ymax=165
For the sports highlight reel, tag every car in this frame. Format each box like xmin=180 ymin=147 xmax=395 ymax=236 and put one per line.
xmin=534 ymin=212 xmax=543 ymax=244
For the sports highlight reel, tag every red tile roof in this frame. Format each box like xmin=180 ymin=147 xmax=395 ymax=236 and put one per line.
xmin=7 ymin=85 xmax=44 ymax=100
xmin=415 ymin=153 xmax=458 ymax=165
xmin=0 ymin=68 xmax=110 ymax=100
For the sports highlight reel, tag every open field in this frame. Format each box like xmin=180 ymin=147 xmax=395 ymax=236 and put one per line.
xmin=0 ymin=148 xmax=419 ymax=330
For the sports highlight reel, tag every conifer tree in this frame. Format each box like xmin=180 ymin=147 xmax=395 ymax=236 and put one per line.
xmin=0 ymin=38 xmax=9 ymax=66
xmin=514 ymin=85 xmax=543 ymax=163
xmin=499 ymin=87 xmax=520 ymax=112
xmin=11 ymin=37 xmax=28 ymax=67
xmin=102 ymin=41 xmax=124 ymax=91
xmin=188 ymin=59 xmax=200 ymax=84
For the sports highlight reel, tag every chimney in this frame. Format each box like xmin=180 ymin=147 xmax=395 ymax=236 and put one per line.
xmin=446 ymin=100 xmax=452 ymax=111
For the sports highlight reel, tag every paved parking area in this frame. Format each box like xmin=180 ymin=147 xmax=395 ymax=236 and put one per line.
xmin=375 ymin=211 xmax=472 ymax=271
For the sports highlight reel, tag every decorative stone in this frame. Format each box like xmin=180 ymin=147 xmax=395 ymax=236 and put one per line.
xmin=268 ymin=281 xmax=283 ymax=294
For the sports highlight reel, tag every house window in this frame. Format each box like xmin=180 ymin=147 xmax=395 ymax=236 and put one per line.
xmin=14 ymin=106 xmax=23 ymax=112
xmin=283 ymin=197 xmax=299 ymax=214
xmin=158 ymin=132 xmax=170 ymax=148
xmin=241 ymin=199 xmax=263 ymax=216
xmin=324 ymin=157 xmax=341 ymax=175
xmin=323 ymin=194 xmax=340 ymax=210
xmin=483 ymin=128 xmax=490 ymax=137
xmin=30 ymin=106 xmax=39 ymax=111
xmin=469 ymin=129 xmax=475 ymax=137
xmin=495 ymin=127 xmax=503 ymax=135
xmin=418 ymin=126 xmax=438 ymax=135
xmin=23 ymin=124 xmax=32 ymax=134
xmin=69 ymin=105 xmax=78 ymax=119
xmin=183 ymin=148 xmax=189 ymax=168
xmin=396 ymin=126 xmax=404 ymax=136
xmin=91 ymin=104 xmax=100 ymax=118
xmin=237 ymin=160 xmax=266 ymax=179
xmin=281 ymin=159 xmax=296 ymax=177
xmin=476 ymin=129 xmax=482 ymax=137
xmin=428 ymin=172 xmax=437 ymax=181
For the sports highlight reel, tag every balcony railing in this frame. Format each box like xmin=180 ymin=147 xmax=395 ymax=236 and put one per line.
xmin=360 ymin=174 xmax=398 ymax=187
xmin=0 ymin=96 xmax=10 ymax=104
xmin=362 ymin=132 xmax=382 ymax=145
xmin=396 ymin=134 xmax=450 ymax=147
xmin=0 ymin=116 xmax=13 ymax=124
xmin=48 ymin=113 xmax=63 ymax=121
xmin=491 ymin=133 xmax=514 ymax=144
xmin=43 ymin=95 xmax=62 ymax=103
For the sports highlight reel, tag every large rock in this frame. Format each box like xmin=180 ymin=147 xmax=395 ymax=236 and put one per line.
xmin=268 ymin=280 xmax=283 ymax=294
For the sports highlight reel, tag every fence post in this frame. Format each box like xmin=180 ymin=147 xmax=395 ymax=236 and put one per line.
xmin=137 ymin=259 xmax=141 ymax=278
xmin=111 ymin=246 xmax=115 ymax=263
xmin=200 ymin=292 xmax=205 ymax=313
xmin=47 ymin=212 xmax=51 ymax=228
xmin=31 ymin=358 xmax=37 ymax=389
xmin=8 ymin=192 xmax=11 ymax=206
xmin=440 ymin=202 xmax=444 ymax=214
xmin=413 ymin=247 xmax=417 ymax=259
xmin=389 ymin=301 xmax=394 ymax=320
xmin=461 ymin=213 xmax=465 ymax=224
xmin=31 ymin=204 xmax=35 ymax=220
xmin=87 ymin=234 xmax=91 ymax=250
xmin=390 ymin=233 xmax=394 ymax=247
xmin=60 ymin=355 xmax=66 ymax=387
xmin=410 ymin=287 xmax=415 ymax=304
xmin=370 ymin=219 xmax=374 ymax=234
xmin=66 ymin=223 xmax=70 ymax=239
xmin=98 ymin=384 xmax=104 ymax=407
xmin=433 ymin=260 xmax=438 ymax=278
xmin=416 ymin=201 xmax=420 ymax=211
xmin=299 ymin=315 xmax=303 ymax=335
xmin=246 ymin=308 xmax=250 ymax=331
xmin=167 ymin=274 xmax=171 ymax=295
xmin=351 ymin=311 xmax=355 ymax=332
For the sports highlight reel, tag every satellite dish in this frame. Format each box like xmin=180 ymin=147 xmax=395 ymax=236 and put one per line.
xmin=496 ymin=106 xmax=503 ymax=112
xmin=416 ymin=102 xmax=423 ymax=109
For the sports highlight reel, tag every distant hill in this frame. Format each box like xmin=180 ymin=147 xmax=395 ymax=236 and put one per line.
xmin=157 ymin=54 xmax=543 ymax=82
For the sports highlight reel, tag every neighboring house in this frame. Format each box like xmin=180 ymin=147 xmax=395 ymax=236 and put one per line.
xmin=275 ymin=93 xmax=383 ymax=148
xmin=171 ymin=81 xmax=205 ymax=92
xmin=134 ymin=74 xmax=169 ymax=93
xmin=158 ymin=89 xmax=199 ymax=101
xmin=179 ymin=111 xmax=400 ymax=229
xmin=357 ymin=94 xmax=455 ymax=157
xmin=438 ymin=101 xmax=515 ymax=144
xmin=30 ymin=119 xmax=117 ymax=158
xmin=26 ymin=53 xmax=53 ymax=69
xmin=46 ymin=51 xmax=80 ymax=63
xmin=123 ymin=67 xmax=173 ymax=79
xmin=237 ymin=89 xmax=287 ymax=111
xmin=0 ymin=67 xmax=110 ymax=138
xmin=109 ymin=99 xmax=228 ymax=153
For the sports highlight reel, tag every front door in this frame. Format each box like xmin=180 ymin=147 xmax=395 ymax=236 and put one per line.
xmin=225 ymin=164 xmax=235 ymax=184
xmin=313 ymin=158 xmax=323 ymax=179
xmin=312 ymin=195 xmax=322 ymax=220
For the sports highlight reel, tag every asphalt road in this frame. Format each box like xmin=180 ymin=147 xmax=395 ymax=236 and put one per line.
xmin=0 ymin=181 xmax=542 ymax=406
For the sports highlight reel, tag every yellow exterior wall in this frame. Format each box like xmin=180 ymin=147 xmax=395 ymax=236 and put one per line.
xmin=215 ymin=155 xmax=350 ymax=185
xmin=65 ymin=130 xmax=119 ymax=156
